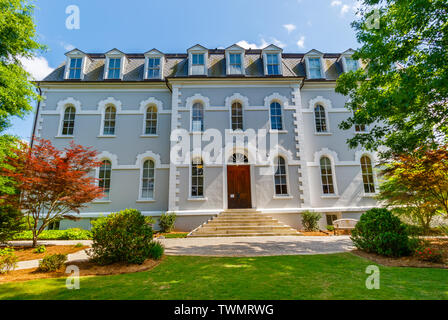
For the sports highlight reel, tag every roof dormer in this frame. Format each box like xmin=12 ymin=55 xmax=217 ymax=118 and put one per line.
xmin=339 ymin=49 xmax=360 ymax=73
xmin=187 ymin=44 xmax=208 ymax=76
xmin=104 ymin=48 xmax=126 ymax=80
xmin=144 ymin=49 xmax=165 ymax=80
xmin=262 ymin=44 xmax=283 ymax=76
xmin=64 ymin=49 xmax=88 ymax=80
xmin=225 ymin=44 xmax=245 ymax=75
xmin=304 ymin=49 xmax=325 ymax=79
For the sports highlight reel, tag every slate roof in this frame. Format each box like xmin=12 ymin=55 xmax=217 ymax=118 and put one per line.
xmin=42 ymin=49 xmax=347 ymax=82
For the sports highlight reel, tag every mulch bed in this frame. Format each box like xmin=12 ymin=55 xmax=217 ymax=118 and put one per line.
xmin=1 ymin=245 xmax=89 ymax=262
xmin=0 ymin=258 xmax=162 ymax=283
xmin=351 ymin=238 xmax=448 ymax=269
xmin=300 ymin=231 xmax=331 ymax=236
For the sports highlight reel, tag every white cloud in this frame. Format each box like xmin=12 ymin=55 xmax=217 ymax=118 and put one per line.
xmin=272 ymin=38 xmax=286 ymax=49
xmin=60 ymin=42 xmax=75 ymax=51
xmin=19 ymin=56 xmax=54 ymax=81
xmin=283 ymin=24 xmax=296 ymax=34
xmin=297 ymin=36 xmax=306 ymax=49
xmin=331 ymin=0 xmax=342 ymax=6
xmin=236 ymin=39 xmax=269 ymax=50
xmin=341 ymin=4 xmax=351 ymax=14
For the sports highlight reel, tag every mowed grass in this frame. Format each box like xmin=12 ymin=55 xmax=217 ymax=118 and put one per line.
xmin=0 ymin=253 xmax=447 ymax=300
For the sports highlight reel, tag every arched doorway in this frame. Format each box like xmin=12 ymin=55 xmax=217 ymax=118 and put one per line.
xmin=227 ymin=153 xmax=252 ymax=209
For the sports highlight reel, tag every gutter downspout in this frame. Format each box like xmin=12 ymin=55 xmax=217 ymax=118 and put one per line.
xmin=30 ymin=82 xmax=42 ymax=149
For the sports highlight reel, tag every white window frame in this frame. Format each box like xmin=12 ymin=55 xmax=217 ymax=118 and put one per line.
xmin=273 ymin=156 xmax=291 ymax=198
xmin=137 ymin=158 xmax=156 ymax=202
xmin=226 ymin=51 xmax=245 ymax=75
xmin=58 ymin=104 xmax=76 ymax=137
xmin=98 ymin=104 xmax=117 ymax=137
xmin=360 ymin=154 xmax=377 ymax=196
xmin=64 ymin=50 xmax=87 ymax=80
xmin=262 ymin=45 xmax=283 ymax=76
xmin=104 ymin=49 xmax=125 ymax=80
xmin=188 ymin=45 xmax=208 ymax=76
xmin=144 ymin=50 xmax=165 ymax=80
xmin=97 ymin=159 xmax=112 ymax=201
xmin=268 ymin=100 xmax=285 ymax=132
xmin=314 ymin=104 xmax=330 ymax=134
xmin=304 ymin=51 xmax=325 ymax=79
xmin=230 ymin=101 xmax=244 ymax=131
xmin=190 ymin=101 xmax=205 ymax=133
xmin=143 ymin=104 xmax=158 ymax=136
xmin=189 ymin=157 xmax=205 ymax=199
xmin=342 ymin=56 xmax=360 ymax=73
xmin=319 ymin=156 xmax=339 ymax=197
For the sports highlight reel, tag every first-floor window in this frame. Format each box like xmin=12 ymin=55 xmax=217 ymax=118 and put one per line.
xmin=274 ymin=156 xmax=288 ymax=195
xmin=191 ymin=158 xmax=204 ymax=197
xmin=320 ymin=157 xmax=335 ymax=194
xmin=361 ymin=156 xmax=375 ymax=193
xmin=99 ymin=160 xmax=112 ymax=200
xmin=62 ymin=105 xmax=76 ymax=136
xmin=141 ymin=160 xmax=155 ymax=199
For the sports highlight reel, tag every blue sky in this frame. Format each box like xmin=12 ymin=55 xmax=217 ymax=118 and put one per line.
xmin=8 ymin=0 xmax=361 ymax=140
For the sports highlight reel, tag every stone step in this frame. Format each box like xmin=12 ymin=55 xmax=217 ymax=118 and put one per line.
xmin=198 ymin=225 xmax=296 ymax=232
xmin=189 ymin=232 xmax=302 ymax=238
xmin=206 ymin=221 xmax=281 ymax=226
xmin=216 ymin=215 xmax=273 ymax=219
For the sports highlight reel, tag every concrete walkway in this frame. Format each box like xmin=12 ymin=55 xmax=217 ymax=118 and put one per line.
xmin=8 ymin=236 xmax=354 ymax=270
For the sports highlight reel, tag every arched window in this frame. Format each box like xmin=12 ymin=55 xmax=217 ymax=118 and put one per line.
xmin=361 ymin=156 xmax=375 ymax=193
xmin=192 ymin=102 xmax=204 ymax=132
xmin=274 ymin=156 xmax=288 ymax=195
xmin=270 ymin=102 xmax=283 ymax=130
xmin=103 ymin=105 xmax=116 ymax=135
xmin=229 ymin=153 xmax=248 ymax=164
xmin=314 ymin=104 xmax=327 ymax=133
xmin=62 ymin=106 xmax=76 ymax=135
xmin=320 ymin=157 xmax=335 ymax=194
xmin=145 ymin=105 xmax=158 ymax=135
xmin=141 ymin=160 xmax=155 ymax=199
xmin=99 ymin=160 xmax=112 ymax=200
xmin=191 ymin=158 xmax=204 ymax=197
xmin=231 ymin=102 xmax=243 ymax=130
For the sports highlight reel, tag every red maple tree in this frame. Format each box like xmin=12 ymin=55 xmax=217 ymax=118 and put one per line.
xmin=1 ymin=138 xmax=104 ymax=246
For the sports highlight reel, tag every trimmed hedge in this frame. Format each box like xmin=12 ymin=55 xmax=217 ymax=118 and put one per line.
xmin=11 ymin=228 xmax=92 ymax=240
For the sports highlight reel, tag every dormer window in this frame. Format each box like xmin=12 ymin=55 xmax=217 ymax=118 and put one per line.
xmin=262 ymin=44 xmax=283 ymax=76
xmin=68 ymin=58 xmax=82 ymax=79
xmin=108 ymin=58 xmax=121 ymax=79
xmin=147 ymin=58 xmax=160 ymax=78
xmin=144 ymin=49 xmax=165 ymax=80
xmin=225 ymin=44 xmax=245 ymax=76
xmin=308 ymin=58 xmax=322 ymax=78
xmin=345 ymin=57 xmax=359 ymax=72
xmin=188 ymin=44 xmax=208 ymax=76
xmin=229 ymin=54 xmax=242 ymax=74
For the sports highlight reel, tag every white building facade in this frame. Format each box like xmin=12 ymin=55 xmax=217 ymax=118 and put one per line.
xmin=35 ymin=44 xmax=379 ymax=231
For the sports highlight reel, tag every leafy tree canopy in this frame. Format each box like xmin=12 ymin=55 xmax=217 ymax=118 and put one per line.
xmin=336 ymin=0 xmax=448 ymax=156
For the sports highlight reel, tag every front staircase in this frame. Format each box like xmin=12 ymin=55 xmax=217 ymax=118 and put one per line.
xmin=188 ymin=209 xmax=302 ymax=237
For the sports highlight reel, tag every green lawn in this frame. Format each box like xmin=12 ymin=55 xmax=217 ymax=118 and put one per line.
xmin=0 ymin=253 xmax=447 ymax=300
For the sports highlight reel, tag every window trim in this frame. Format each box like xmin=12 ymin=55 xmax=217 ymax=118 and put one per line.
xmin=138 ymin=158 xmax=156 ymax=201
xmin=188 ymin=45 xmax=208 ymax=76
xmin=230 ymin=101 xmax=244 ymax=131
xmin=143 ymin=104 xmax=159 ymax=136
xmin=268 ymin=100 xmax=284 ymax=131
xmin=190 ymin=101 xmax=205 ymax=133
xmin=58 ymin=104 xmax=76 ymax=137
xmin=319 ymin=156 xmax=339 ymax=197
xmin=97 ymin=104 xmax=117 ymax=137
xmin=226 ymin=51 xmax=245 ymax=75
xmin=64 ymin=50 xmax=87 ymax=80
xmin=314 ymin=104 xmax=330 ymax=134
xmin=189 ymin=157 xmax=205 ymax=199
xmin=144 ymin=50 xmax=165 ymax=80
xmin=273 ymin=156 xmax=290 ymax=197
xmin=360 ymin=154 xmax=377 ymax=195
xmin=103 ymin=50 xmax=126 ymax=80
xmin=98 ymin=159 xmax=112 ymax=201
xmin=304 ymin=52 xmax=325 ymax=79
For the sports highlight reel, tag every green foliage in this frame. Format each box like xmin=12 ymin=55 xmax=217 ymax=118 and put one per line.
xmin=415 ymin=248 xmax=444 ymax=264
xmin=149 ymin=241 xmax=164 ymax=260
xmin=335 ymin=0 xmax=448 ymax=155
xmin=161 ymin=233 xmax=188 ymax=239
xmin=74 ymin=243 xmax=84 ymax=248
xmin=0 ymin=0 xmax=46 ymax=132
xmin=301 ymin=211 xmax=322 ymax=231
xmin=351 ymin=208 xmax=412 ymax=257
xmin=0 ymin=135 xmax=21 ymax=196
xmin=33 ymin=245 xmax=46 ymax=254
xmin=0 ymin=247 xmax=14 ymax=256
xmin=38 ymin=254 xmax=67 ymax=272
xmin=326 ymin=225 xmax=335 ymax=232
xmin=89 ymin=209 xmax=154 ymax=265
xmin=0 ymin=250 xmax=18 ymax=274
xmin=11 ymin=228 xmax=92 ymax=240
xmin=159 ymin=212 xmax=177 ymax=233
xmin=0 ymin=205 xmax=25 ymax=243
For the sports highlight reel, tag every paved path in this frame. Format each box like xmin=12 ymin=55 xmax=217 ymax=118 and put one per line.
xmin=8 ymin=236 xmax=354 ymax=270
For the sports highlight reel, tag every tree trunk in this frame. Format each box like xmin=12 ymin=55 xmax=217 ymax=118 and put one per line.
xmin=32 ymin=231 xmax=38 ymax=247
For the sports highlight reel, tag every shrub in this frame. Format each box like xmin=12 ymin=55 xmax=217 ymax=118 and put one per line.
xmin=351 ymin=208 xmax=412 ymax=257
xmin=61 ymin=228 xmax=90 ymax=240
xmin=159 ymin=212 xmax=177 ymax=233
xmin=89 ymin=209 xmax=153 ymax=265
xmin=0 ymin=206 xmax=25 ymax=244
xmin=326 ymin=225 xmax=335 ymax=232
xmin=11 ymin=229 xmax=91 ymax=241
xmin=149 ymin=241 xmax=164 ymax=260
xmin=38 ymin=254 xmax=67 ymax=272
xmin=301 ymin=211 xmax=322 ymax=231
xmin=33 ymin=245 xmax=46 ymax=253
xmin=0 ymin=251 xmax=18 ymax=274
xmin=0 ymin=247 xmax=15 ymax=256
xmin=74 ymin=243 xmax=84 ymax=248
xmin=415 ymin=248 xmax=444 ymax=263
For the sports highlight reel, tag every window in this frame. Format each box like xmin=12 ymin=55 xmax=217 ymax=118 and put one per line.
xmin=47 ymin=221 xmax=60 ymax=230
xmin=141 ymin=160 xmax=155 ymax=199
xmin=326 ymin=214 xmax=338 ymax=226
xmin=345 ymin=57 xmax=359 ymax=72
xmin=191 ymin=53 xmax=206 ymax=75
xmin=147 ymin=57 xmax=161 ymax=79
xmin=192 ymin=102 xmax=204 ymax=132
xmin=108 ymin=58 xmax=121 ymax=79
xmin=231 ymin=102 xmax=243 ymax=130
xmin=191 ymin=158 xmax=204 ymax=197
xmin=145 ymin=105 xmax=158 ymax=135
xmin=361 ymin=156 xmax=375 ymax=193
xmin=270 ymin=102 xmax=283 ymax=130
xmin=99 ymin=160 xmax=112 ymax=200
xmin=103 ymin=105 xmax=116 ymax=135
xmin=229 ymin=153 xmax=248 ymax=164
xmin=68 ymin=58 xmax=82 ymax=79
xmin=314 ymin=104 xmax=327 ymax=133
xmin=266 ymin=54 xmax=280 ymax=75
xmin=320 ymin=157 xmax=335 ymax=194
xmin=355 ymin=124 xmax=367 ymax=133
xmin=192 ymin=53 xmax=205 ymax=66
xmin=308 ymin=58 xmax=322 ymax=78
xmin=62 ymin=106 xmax=76 ymax=135
xmin=274 ymin=157 xmax=288 ymax=196
xmin=229 ymin=53 xmax=242 ymax=74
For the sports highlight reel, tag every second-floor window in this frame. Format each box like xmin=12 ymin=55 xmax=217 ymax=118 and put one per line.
xmin=229 ymin=53 xmax=242 ymax=74
xmin=108 ymin=58 xmax=121 ymax=79
xmin=314 ymin=104 xmax=328 ymax=133
xmin=308 ymin=58 xmax=322 ymax=78
xmin=62 ymin=106 xmax=76 ymax=135
xmin=145 ymin=106 xmax=158 ymax=135
xmin=147 ymin=58 xmax=161 ymax=78
xmin=103 ymin=105 xmax=116 ymax=135
xmin=69 ymin=58 xmax=82 ymax=79
xmin=270 ymin=102 xmax=283 ymax=130
xmin=192 ymin=102 xmax=204 ymax=132
xmin=231 ymin=102 xmax=243 ymax=130
xmin=266 ymin=54 xmax=280 ymax=75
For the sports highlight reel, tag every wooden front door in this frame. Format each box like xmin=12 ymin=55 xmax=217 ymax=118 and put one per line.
xmin=227 ymin=165 xmax=252 ymax=209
